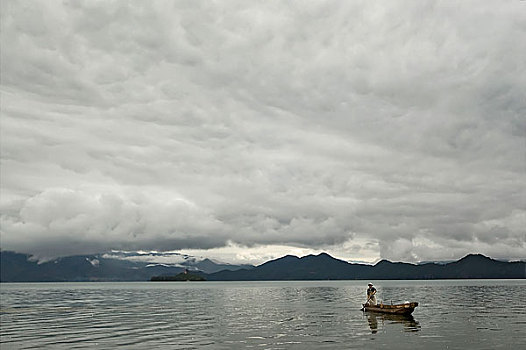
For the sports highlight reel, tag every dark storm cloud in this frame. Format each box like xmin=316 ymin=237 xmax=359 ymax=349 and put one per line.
xmin=1 ymin=0 xmax=524 ymax=262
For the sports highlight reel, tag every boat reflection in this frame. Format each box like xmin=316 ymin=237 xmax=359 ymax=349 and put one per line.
xmin=365 ymin=312 xmax=421 ymax=333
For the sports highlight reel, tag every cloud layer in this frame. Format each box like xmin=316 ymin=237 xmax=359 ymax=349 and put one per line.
xmin=1 ymin=1 xmax=525 ymax=263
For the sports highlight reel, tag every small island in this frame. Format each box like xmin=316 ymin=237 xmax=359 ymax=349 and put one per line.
xmin=150 ymin=271 xmax=206 ymax=282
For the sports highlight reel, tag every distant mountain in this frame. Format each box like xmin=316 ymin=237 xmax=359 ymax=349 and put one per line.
xmin=205 ymin=253 xmax=525 ymax=281
xmin=206 ymin=253 xmax=372 ymax=280
xmin=0 ymin=251 xmax=252 ymax=282
xmin=193 ymin=258 xmax=254 ymax=274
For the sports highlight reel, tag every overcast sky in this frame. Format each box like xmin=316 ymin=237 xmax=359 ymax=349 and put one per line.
xmin=1 ymin=0 xmax=525 ymax=264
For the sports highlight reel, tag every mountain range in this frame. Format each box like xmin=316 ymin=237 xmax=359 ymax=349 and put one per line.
xmin=1 ymin=250 xmax=524 ymax=282
xmin=0 ymin=251 xmax=252 ymax=282
xmin=204 ymin=253 xmax=525 ymax=280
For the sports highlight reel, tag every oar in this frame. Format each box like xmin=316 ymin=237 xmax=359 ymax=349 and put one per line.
xmin=360 ymin=291 xmax=376 ymax=311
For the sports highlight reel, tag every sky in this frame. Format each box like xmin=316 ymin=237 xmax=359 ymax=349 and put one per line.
xmin=1 ymin=0 xmax=525 ymax=265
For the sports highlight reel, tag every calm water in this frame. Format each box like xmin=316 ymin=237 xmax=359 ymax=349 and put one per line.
xmin=1 ymin=280 xmax=525 ymax=349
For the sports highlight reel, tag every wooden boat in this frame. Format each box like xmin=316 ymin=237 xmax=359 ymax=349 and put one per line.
xmin=362 ymin=302 xmax=418 ymax=315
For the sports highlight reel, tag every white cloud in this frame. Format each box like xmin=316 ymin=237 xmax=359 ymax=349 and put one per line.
xmin=1 ymin=0 xmax=525 ymax=263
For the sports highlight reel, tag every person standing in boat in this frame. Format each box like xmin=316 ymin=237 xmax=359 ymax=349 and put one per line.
xmin=366 ymin=283 xmax=377 ymax=306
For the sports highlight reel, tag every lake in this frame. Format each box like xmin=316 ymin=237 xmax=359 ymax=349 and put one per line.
xmin=1 ymin=280 xmax=525 ymax=349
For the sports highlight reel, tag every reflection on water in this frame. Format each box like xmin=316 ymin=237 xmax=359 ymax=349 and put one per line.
xmin=1 ymin=280 xmax=525 ymax=350
xmin=365 ymin=312 xmax=420 ymax=334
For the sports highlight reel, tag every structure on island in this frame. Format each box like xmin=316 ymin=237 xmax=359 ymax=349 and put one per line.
xmin=150 ymin=269 xmax=206 ymax=281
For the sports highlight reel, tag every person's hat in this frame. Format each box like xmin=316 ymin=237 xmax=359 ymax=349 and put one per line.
xmin=368 ymin=283 xmax=373 ymax=286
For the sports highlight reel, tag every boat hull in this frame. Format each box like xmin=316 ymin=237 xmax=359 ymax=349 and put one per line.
xmin=363 ymin=302 xmax=418 ymax=315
